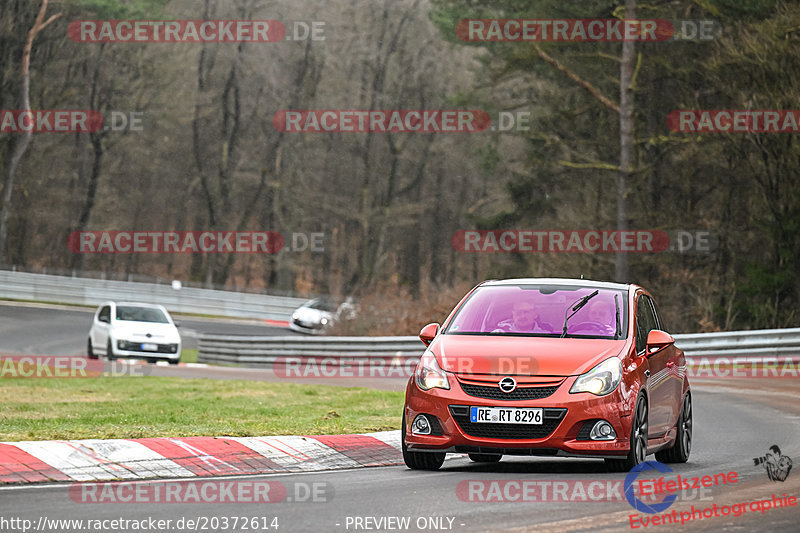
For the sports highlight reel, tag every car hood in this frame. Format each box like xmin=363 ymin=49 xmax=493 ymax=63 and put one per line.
xmin=432 ymin=334 xmax=626 ymax=377
xmin=112 ymin=321 xmax=180 ymax=342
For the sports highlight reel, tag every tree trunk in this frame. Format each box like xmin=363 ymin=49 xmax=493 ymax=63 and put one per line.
xmin=616 ymin=0 xmax=637 ymax=282
xmin=0 ymin=1 xmax=59 ymax=264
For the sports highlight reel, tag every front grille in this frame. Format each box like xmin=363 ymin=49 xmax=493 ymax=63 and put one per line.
xmin=121 ymin=341 xmax=178 ymax=353
xmin=460 ymin=382 xmax=558 ymax=401
xmin=449 ymin=405 xmax=567 ymax=440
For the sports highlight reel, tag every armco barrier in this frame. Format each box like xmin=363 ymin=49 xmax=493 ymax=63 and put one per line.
xmin=197 ymin=328 xmax=800 ymax=368
xmin=0 ymin=270 xmax=306 ymax=322
xmin=198 ymin=335 xmax=425 ymax=367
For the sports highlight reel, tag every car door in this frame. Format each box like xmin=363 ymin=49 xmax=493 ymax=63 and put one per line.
xmin=93 ymin=305 xmax=112 ymax=354
xmin=651 ymin=298 xmax=684 ymax=428
xmin=635 ymin=294 xmax=670 ymax=436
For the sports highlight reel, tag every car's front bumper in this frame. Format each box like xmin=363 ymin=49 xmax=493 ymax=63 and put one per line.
xmin=404 ymin=374 xmax=634 ymax=458
xmin=289 ymin=320 xmax=326 ymax=334
xmin=112 ymin=343 xmax=180 ymax=362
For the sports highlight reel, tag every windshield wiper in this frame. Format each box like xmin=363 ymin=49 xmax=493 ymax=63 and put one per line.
xmin=561 ymin=290 xmax=599 ymax=338
xmin=614 ymin=293 xmax=621 ymax=339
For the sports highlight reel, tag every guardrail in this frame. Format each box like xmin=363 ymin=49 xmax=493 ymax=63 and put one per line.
xmin=197 ymin=328 xmax=800 ymax=367
xmin=198 ymin=336 xmax=424 ymax=367
xmin=0 ymin=270 xmax=307 ymax=322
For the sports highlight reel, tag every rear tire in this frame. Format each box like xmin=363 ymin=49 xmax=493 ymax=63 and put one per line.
xmin=87 ymin=338 xmax=99 ymax=360
xmin=655 ymin=392 xmax=692 ymax=463
xmin=605 ymin=394 xmax=648 ymax=472
xmin=401 ymin=415 xmax=445 ymax=470
xmin=468 ymin=453 xmax=502 ymax=463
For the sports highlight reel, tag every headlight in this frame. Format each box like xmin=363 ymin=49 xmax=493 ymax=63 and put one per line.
xmin=570 ymin=357 xmax=622 ymax=396
xmin=415 ymin=350 xmax=450 ymax=391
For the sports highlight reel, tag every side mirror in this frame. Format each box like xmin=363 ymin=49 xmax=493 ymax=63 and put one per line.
xmin=99 ymin=316 xmax=109 ymax=324
xmin=419 ymin=323 xmax=440 ymax=346
xmin=646 ymin=329 xmax=674 ymax=355
xmin=174 ymin=322 xmax=181 ymax=328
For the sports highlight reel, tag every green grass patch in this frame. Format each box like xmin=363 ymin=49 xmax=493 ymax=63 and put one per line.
xmin=180 ymin=348 xmax=198 ymax=364
xmin=0 ymin=377 xmax=404 ymax=441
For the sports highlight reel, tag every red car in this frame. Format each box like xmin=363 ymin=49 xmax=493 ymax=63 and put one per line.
xmin=402 ymin=278 xmax=692 ymax=472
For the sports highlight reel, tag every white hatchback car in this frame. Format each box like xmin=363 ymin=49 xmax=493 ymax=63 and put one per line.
xmin=88 ymin=302 xmax=181 ymax=364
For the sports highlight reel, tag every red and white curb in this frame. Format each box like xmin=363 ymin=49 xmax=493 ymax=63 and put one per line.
xmin=0 ymin=431 xmax=401 ymax=484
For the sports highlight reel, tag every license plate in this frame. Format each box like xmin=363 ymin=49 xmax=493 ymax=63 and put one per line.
xmin=141 ymin=343 xmax=158 ymax=351
xmin=470 ymin=406 xmax=543 ymax=425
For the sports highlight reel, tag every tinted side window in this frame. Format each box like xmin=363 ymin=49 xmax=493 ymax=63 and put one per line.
xmin=99 ymin=306 xmax=111 ymax=322
xmin=635 ymin=295 xmax=657 ymax=353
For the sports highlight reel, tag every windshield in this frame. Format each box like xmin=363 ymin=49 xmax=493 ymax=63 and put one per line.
xmin=306 ymin=299 xmax=337 ymax=312
xmin=115 ymin=306 xmax=170 ymax=324
xmin=445 ymin=284 xmax=628 ymax=339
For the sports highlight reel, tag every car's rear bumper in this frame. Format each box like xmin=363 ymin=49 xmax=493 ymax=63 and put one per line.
xmin=404 ymin=375 xmax=636 ymax=458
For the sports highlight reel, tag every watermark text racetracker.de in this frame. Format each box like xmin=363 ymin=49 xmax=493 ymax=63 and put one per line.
xmin=68 ymin=20 xmax=326 ymax=43
xmin=274 ymin=356 xmax=417 ymax=379
xmin=452 ymin=230 xmax=716 ymax=254
xmin=273 ymin=110 xmax=491 ymax=133
xmin=274 ymin=355 xmax=546 ymax=379
xmin=70 ymin=479 xmax=331 ymax=504
xmin=668 ymin=110 xmax=800 ymax=133
xmin=687 ymin=356 xmax=800 ymax=379
xmin=67 ymin=231 xmax=326 ymax=253
xmin=456 ymin=19 xmax=721 ymax=42
xmin=456 ymin=478 xmax=716 ymax=503
xmin=0 ymin=355 xmax=149 ymax=378
xmin=1 ymin=110 xmax=146 ymax=133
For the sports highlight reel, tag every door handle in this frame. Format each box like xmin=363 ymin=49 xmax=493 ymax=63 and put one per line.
xmin=666 ymin=361 xmax=675 ymax=368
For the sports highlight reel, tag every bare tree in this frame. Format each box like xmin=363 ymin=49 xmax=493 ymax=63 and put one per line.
xmin=0 ymin=0 xmax=60 ymax=264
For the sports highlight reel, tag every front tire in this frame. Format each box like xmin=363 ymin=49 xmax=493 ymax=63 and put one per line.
xmin=106 ymin=340 xmax=117 ymax=361
xmin=656 ymin=392 xmax=692 ymax=463
xmin=87 ymin=338 xmax=99 ymax=359
xmin=605 ymin=394 xmax=648 ymax=472
xmin=401 ymin=415 xmax=445 ymax=470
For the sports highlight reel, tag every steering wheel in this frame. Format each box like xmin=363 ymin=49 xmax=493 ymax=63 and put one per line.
xmin=568 ymin=321 xmax=612 ymax=334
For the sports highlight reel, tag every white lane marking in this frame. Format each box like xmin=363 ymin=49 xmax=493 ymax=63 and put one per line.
xmin=13 ymin=441 xmax=135 ymax=481
xmin=230 ymin=436 xmax=360 ymax=471
xmin=75 ymin=439 xmax=194 ymax=479
xmin=362 ymin=430 xmax=402 ymax=450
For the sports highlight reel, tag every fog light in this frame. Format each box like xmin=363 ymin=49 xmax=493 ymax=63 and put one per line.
xmin=411 ymin=414 xmax=431 ymax=435
xmin=589 ymin=420 xmax=617 ymax=441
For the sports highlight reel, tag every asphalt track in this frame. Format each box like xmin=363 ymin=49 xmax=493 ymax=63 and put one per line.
xmin=1 ymin=303 xmax=799 ymax=532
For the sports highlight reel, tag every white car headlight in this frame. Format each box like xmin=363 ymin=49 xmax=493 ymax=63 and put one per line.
xmin=415 ymin=350 xmax=450 ymax=391
xmin=570 ymin=357 xmax=623 ymax=396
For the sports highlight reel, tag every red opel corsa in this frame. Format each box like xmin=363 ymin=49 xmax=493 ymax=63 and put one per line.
xmin=402 ymin=278 xmax=692 ymax=472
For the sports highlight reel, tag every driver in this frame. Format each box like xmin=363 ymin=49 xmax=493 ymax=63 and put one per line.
xmin=586 ymin=300 xmax=616 ymax=335
xmin=494 ymin=301 xmax=553 ymax=333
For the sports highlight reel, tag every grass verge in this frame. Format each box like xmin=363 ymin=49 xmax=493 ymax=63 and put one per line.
xmin=180 ymin=348 xmax=198 ymax=364
xmin=0 ymin=377 xmax=404 ymax=442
